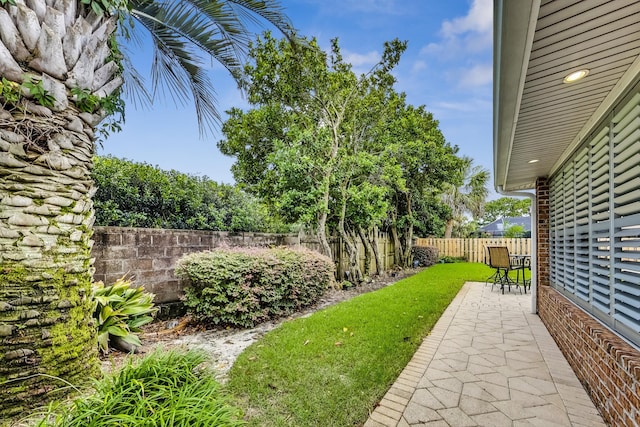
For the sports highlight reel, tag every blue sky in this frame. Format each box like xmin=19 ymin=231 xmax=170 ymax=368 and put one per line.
xmin=100 ymin=0 xmax=493 ymax=191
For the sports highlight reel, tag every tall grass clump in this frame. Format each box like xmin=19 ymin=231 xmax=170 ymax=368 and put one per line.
xmin=33 ymin=349 xmax=244 ymax=427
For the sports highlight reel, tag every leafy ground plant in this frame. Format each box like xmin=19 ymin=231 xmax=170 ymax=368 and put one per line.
xmin=227 ymin=263 xmax=493 ymax=426
xmin=30 ymin=349 xmax=244 ymax=427
xmin=92 ymin=277 xmax=157 ymax=353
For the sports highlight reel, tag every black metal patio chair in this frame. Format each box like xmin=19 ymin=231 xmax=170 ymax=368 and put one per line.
xmin=485 ymin=246 xmax=526 ymax=294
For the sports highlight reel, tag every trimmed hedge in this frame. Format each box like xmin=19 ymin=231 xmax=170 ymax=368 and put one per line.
xmin=176 ymin=247 xmax=335 ymax=327
xmin=411 ymin=245 xmax=439 ymax=267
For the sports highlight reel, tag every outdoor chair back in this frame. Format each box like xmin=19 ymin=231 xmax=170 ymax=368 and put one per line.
xmin=487 ymin=246 xmax=511 ymax=269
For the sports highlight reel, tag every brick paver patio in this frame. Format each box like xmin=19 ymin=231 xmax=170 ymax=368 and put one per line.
xmin=365 ymin=282 xmax=606 ymax=426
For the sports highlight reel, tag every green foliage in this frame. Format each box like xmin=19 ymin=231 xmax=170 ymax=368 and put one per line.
xmin=176 ymin=247 xmax=335 ymax=327
xmin=70 ymin=88 xmax=101 ymax=113
xmin=220 ymin=33 xmax=460 ymax=267
xmin=0 ymin=0 xmax=16 ymax=6
xmin=481 ymin=197 xmax=532 ymax=225
xmin=92 ymin=277 xmax=157 ymax=354
xmin=0 ymin=77 xmax=56 ymax=110
xmin=504 ymin=224 xmax=526 ymax=238
xmin=23 ymin=78 xmax=56 ymax=108
xmin=69 ymin=87 xmax=125 ymax=142
xmin=81 ymin=0 xmax=129 ymax=16
xmin=0 ymin=77 xmax=20 ymax=108
xmin=411 ymin=246 xmax=439 ymax=267
xmin=438 ymin=255 xmax=466 ymax=263
xmin=34 ymin=349 xmax=244 ymax=426
xmin=227 ymin=263 xmax=493 ymax=426
xmin=93 ymin=156 xmax=290 ymax=232
xmin=441 ymin=157 xmax=490 ymax=237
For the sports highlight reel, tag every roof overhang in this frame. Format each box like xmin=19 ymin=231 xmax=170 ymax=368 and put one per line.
xmin=493 ymin=0 xmax=640 ymax=191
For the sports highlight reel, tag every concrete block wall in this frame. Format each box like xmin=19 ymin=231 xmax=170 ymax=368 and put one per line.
xmin=91 ymin=227 xmax=299 ymax=304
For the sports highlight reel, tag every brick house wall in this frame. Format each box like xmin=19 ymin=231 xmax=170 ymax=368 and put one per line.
xmin=537 ymin=286 xmax=640 ymax=425
xmin=535 ymin=177 xmax=550 ymax=289
xmin=535 ymin=178 xmax=640 ymax=426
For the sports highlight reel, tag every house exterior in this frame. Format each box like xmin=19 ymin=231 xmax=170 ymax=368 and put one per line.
xmin=479 ymin=215 xmax=532 ymax=237
xmin=494 ymin=0 xmax=640 ymax=424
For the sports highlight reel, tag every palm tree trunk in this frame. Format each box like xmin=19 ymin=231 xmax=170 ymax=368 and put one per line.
xmin=0 ymin=115 xmax=99 ymax=416
xmin=0 ymin=2 xmax=121 ymax=417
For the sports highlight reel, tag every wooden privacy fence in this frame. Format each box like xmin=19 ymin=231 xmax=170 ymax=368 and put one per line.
xmin=415 ymin=238 xmax=532 ymax=263
xmin=301 ymin=231 xmax=396 ymax=279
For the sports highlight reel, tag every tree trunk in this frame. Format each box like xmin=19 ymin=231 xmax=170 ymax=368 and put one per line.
xmin=402 ymin=193 xmax=414 ymax=267
xmin=390 ymin=212 xmax=404 ymax=266
xmin=316 ymin=209 xmax=332 ymax=259
xmin=336 ymin=188 xmax=361 ymax=283
xmin=0 ymin=2 xmax=121 ymax=417
xmin=403 ymin=223 xmax=414 ymax=268
xmin=370 ymin=226 xmax=385 ymax=276
xmin=444 ymin=219 xmax=454 ymax=238
xmin=0 ymin=116 xmax=100 ymax=416
xmin=357 ymin=225 xmax=374 ymax=277
xmin=345 ymin=228 xmax=362 ymax=283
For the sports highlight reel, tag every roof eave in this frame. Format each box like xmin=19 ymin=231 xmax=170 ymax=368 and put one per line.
xmin=493 ymin=0 xmax=541 ymax=192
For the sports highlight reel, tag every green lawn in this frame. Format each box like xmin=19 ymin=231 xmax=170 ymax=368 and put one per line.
xmin=227 ymin=262 xmax=493 ymax=426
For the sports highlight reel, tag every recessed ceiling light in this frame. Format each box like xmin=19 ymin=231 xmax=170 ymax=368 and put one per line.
xmin=563 ymin=69 xmax=589 ymax=83
xmin=528 ymin=159 xmax=539 ymax=164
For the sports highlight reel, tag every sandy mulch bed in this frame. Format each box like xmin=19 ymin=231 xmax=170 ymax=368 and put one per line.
xmin=101 ymin=269 xmax=421 ymax=381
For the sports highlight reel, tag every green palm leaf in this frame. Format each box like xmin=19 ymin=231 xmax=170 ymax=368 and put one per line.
xmin=122 ymin=0 xmax=294 ymax=136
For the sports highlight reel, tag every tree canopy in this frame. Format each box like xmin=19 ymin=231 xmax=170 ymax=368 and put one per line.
xmin=93 ymin=156 xmax=289 ymax=232
xmin=481 ymin=197 xmax=531 ymax=225
xmin=219 ymin=33 xmax=464 ymax=276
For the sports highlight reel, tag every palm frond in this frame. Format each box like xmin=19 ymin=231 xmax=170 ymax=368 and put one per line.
xmin=123 ymin=0 xmax=294 ymax=135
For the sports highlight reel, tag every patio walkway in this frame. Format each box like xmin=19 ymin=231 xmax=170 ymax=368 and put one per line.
xmin=364 ymin=282 xmax=607 ymax=427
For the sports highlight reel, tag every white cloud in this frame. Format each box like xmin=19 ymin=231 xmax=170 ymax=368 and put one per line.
xmin=343 ymin=50 xmax=380 ymax=67
xmin=421 ymin=0 xmax=493 ymax=58
xmin=341 ymin=49 xmax=381 ymax=75
xmin=411 ymin=60 xmax=427 ymax=73
xmin=458 ymin=63 xmax=493 ymax=88
xmin=316 ymin=0 xmax=403 ymax=15
xmin=434 ymin=98 xmax=492 ymax=113
xmin=441 ymin=0 xmax=492 ymax=38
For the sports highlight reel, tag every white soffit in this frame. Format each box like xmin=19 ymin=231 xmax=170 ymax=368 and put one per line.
xmin=494 ymin=0 xmax=640 ymax=191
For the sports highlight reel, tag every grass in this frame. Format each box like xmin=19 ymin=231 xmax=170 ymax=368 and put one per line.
xmin=30 ymin=349 xmax=244 ymax=427
xmin=226 ymin=262 xmax=493 ymax=426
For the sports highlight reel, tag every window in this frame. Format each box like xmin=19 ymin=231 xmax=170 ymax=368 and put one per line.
xmin=549 ymin=91 xmax=640 ymax=347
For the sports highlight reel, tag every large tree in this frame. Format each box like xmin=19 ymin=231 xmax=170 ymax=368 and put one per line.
xmin=219 ymin=34 xmax=406 ymax=263
xmin=379 ymin=98 xmax=463 ymax=265
xmin=441 ymin=157 xmax=490 ymax=238
xmin=0 ymin=0 xmax=291 ymax=416
xmin=480 ymin=197 xmax=531 ymax=225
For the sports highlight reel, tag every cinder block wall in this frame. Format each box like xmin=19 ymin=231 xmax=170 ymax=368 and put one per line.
xmin=91 ymin=227 xmax=299 ymax=304
xmin=535 ymin=178 xmax=640 ymax=425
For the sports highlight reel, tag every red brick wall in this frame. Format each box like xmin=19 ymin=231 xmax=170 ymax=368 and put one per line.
xmin=535 ymin=177 xmax=550 ymax=289
xmin=538 ymin=286 xmax=640 ymax=425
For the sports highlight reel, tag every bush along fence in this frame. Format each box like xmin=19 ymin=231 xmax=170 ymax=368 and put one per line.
xmin=415 ymin=238 xmax=532 ymax=263
xmin=91 ymin=227 xmax=399 ymax=315
xmin=176 ymin=247 xmax=334 ymax=327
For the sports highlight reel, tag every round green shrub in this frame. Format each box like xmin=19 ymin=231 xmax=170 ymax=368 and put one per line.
xmin=176 ymin=247 xmax=335 ymax=327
